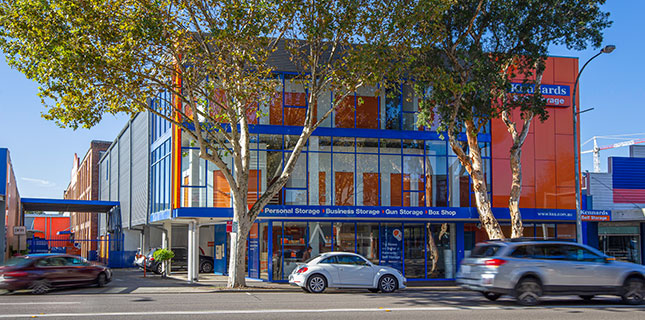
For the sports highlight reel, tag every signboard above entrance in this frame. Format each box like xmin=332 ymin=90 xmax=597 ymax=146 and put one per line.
xmin=167 ymin=205 xmax=611 ymax=223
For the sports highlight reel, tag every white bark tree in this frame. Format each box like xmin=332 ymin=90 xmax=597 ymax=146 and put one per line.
xmin=412 ymin=0 xmax=610 ymax=240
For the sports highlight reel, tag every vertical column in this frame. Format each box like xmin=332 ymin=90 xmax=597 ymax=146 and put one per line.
xmin=163 ymin=221 xmax=172 ymax=275
xmin=194 ymin=223 xmax=200 ymax=281
xmin=187 ymin=221 xmax=194 ymax=283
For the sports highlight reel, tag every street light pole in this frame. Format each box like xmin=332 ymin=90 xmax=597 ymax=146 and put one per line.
xmin=574 ymin=45 xmax=615 ymax=244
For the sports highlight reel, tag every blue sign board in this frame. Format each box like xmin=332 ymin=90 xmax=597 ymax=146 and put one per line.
xmin=166 ymin=205 xmax=610 ymax=222
xmin=510 ymin=83 xmax=571 ymax=107
xmin=212 ymin=224 xmax=228 ymax=274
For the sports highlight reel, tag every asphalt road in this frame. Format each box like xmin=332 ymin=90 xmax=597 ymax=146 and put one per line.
xmin=1 ymin=271 xmax=643 ymax=319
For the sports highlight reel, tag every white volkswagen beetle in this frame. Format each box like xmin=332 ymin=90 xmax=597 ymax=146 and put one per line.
xmin=288 ymin=252 xmax=406 ymax=293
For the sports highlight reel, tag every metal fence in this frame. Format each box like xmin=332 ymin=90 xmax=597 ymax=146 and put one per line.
xmin=26 ymin=234 xmax=135 ymax=268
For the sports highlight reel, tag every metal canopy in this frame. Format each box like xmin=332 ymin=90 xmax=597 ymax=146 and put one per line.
xmin=21 ymin=198 xmax=119 ymax=213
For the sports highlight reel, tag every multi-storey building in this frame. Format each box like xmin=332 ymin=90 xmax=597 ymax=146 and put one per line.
xmin=143 ymin=55 xmax=613 ymax=281
xmin=63 ymin=140 xmax=111 ymax=259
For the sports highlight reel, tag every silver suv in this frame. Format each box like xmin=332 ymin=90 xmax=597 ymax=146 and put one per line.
xmin=456 ymin=240 xmax=645 ymax=306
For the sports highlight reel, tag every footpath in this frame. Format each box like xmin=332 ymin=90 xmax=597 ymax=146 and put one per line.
xmin=102 ymin=268 xmax=461 ymax=294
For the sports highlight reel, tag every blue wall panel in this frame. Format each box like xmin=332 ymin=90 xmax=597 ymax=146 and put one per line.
xmin=0 ymin=148 xmax=7 ymax=196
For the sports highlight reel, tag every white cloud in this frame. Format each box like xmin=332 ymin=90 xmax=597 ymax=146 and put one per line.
xmin=21 ymin=177 xmax=57 ymax=187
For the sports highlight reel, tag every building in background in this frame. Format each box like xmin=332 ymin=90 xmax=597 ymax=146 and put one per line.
xmin=585 ymin=144 xmax=645 ymax=264
xmin=0 ymin=148 xmax=24 ymax=263
xmin=63 ymin=140 xmax=111 ymax=260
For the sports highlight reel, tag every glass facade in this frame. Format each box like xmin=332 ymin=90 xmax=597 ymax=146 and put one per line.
xmin=147 ymin=70 xmax=585 ymax=282
xmin=598 ymin=222 xmax=642 ymax=264
xmin=252 ymin=220 xmax=459 ymax=282
xmin=176 ymin=134 xmax=491 ymax=209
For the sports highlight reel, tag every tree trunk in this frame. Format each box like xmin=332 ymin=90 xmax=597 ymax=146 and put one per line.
xmin=502 ymin=110 xmax=534 ymax=239
xmin=227 ymin=191 xmax=250 ymax=288
xmin=508 ymin=141 xmax=524 ymax=238
xmin=426 ymin=223 xmax=439 ymax=275
xmin=464 ymin=120 xmax=505 ymax=240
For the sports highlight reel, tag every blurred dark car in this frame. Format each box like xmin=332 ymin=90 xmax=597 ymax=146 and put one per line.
xmin=146 ymin=247 xmax=214 ymax=274
xmin=0 ymin=254 xmax=112 ymax=294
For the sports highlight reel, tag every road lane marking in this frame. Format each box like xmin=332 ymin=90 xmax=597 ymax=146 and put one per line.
xmin=0 ymin=302 xmax=81 ymax=306
xmin=0 ymin=305 xmax=644 ymax=318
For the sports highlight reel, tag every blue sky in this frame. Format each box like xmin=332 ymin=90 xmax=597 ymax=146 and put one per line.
xmin=0 ymin=1 xmax=642 ymax=199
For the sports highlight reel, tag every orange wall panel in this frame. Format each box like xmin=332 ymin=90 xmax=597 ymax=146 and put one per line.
xmin=556 ymin=186 xmax=575 ymax=209
xmin=520 ymin=186 xmax=536 ymax=208
xmin=491 ymin=56 xmax=578 ymax=212
xmin=363 ymin=173 xmax=380 ymax=206
xmin=533 ymin=114 xmax=556 ymax=160
xmin=553 ymin=58 xmax=577 ymax=83
xmin=335 ymin=172 xmax=354 ymax=206
xmin=356 ymin=96 xmax=379 ymax=129
xmin=555 ymin=134 xmax=575 ymax=187
xmin=541 ymin=58 xmax=555 ymax=84
xmin=213 ymin=171 xmax=231 ymax=208
xmin=554 ymin=106 xmax=574 ymax=135
xmin=335 ymin=96 xmax=355 ymax=128
xmin=520 ymin=132 xmax=536 ymax=187
xmin=535 ymin=160 xmax=557 ymax=208
xmin=269 ymin=93 xmax=283 ymax=125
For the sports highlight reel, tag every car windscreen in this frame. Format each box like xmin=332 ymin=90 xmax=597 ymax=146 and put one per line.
xmin=469 ymin=244 xmax=503 ymax=258
xmin=2 ymin=256 xmax=32 ymax=267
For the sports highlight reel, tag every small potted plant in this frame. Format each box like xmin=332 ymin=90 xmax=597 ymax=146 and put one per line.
xmin=153 ymin=248 xmax=174 ymax=277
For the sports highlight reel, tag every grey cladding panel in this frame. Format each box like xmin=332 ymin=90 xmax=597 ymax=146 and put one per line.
xmin=119 ymin=128 xmax=131 ymax=229
xmin=99 ymin=158 xmax=109 ymax=201
xmin=109 ymin=145 xmax=119 ymax=202
xmin=131 ymin=113 xmax=150 ymax=226
xmin=630 ymin=145 xmax=645 ymax=158
xmin=99 ymin=158 xmax=109 ymax=235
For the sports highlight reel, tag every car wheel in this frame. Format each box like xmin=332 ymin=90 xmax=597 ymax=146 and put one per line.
xmin=579 ymin=295 xmax=594 ymax=302
xmin=483 ymin=291 xmax=502 ymax=301
xmin=368 ymin=288 xmax=379 ymax=293
xmin=96 ymin=273 xmax=107 ymax=287
xmin=31 ymin=280 xmax=51 ymax=295
xmin=155 ymin=263 xmax=163 ymax=274
xmin=200 ymin=261 xmax=214 ymax=273
xmin=621 ymin=277 xmax=644 ymax=305
xmin=515 ymin=278 xmax=542 ymax=306
xmin=307 ymin=274 xmax=327 ymax=293
xmin=378 ymin=275 xmax=398 ymax=293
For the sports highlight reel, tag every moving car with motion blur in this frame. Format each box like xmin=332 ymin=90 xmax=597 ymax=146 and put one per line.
xmin=0 ymin=253 xmax=112 ymax=294
xmin=288 ymin=252 xmax=406 ymax=293
xmin=457 ymin=240 xmax=645 ymax=305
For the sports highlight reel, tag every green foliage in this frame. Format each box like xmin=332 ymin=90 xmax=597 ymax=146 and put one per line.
xmin=153 ymin=248 xmax=174 ymax=262
xmin=413 ymin=0 xmax=612 ymax=137
xmin=0 ymin=0 xmax=449 ymax=286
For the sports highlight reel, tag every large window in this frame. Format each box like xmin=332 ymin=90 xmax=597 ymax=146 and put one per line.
xmin=333 ymin=222 xmax=356 ymax=252
xmin=356 ymin=223 xmax=379 ymax=264
xmin=174 ymin=130 xmax=491 ymax=209
xmin=151 ymin=138 xmax=171 ymax=213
